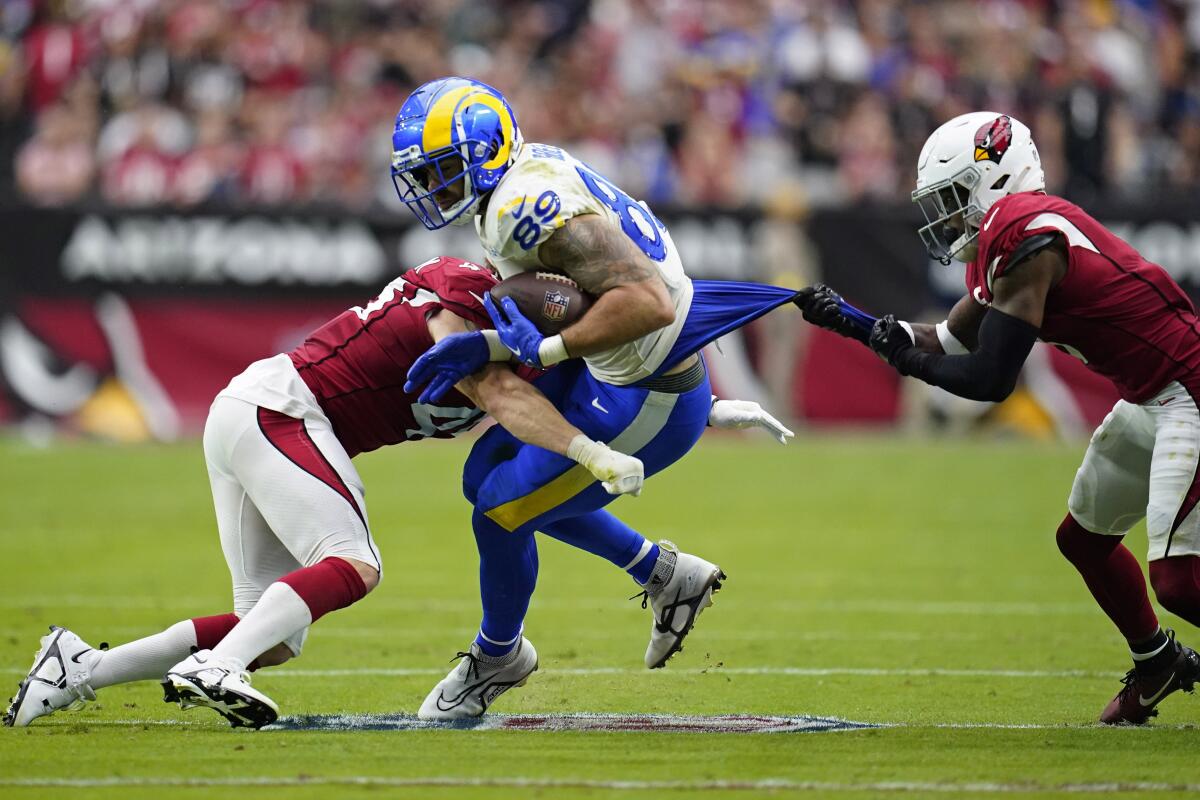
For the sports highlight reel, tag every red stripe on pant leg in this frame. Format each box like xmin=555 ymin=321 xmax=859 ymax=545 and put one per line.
xmin=1168 ymin=462 xmax=1200 ymax=552
xmin=1167 ymin=385 xmax=1200 ymax=554
xmin=191 ymin=613 xmax=240 ymax=650
xmin=256 ymin=407 xmax=365 ymax=525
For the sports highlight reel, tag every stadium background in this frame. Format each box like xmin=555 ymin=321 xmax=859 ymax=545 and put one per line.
xmin=5 ymin=3 xmax=1200 ymax=794
xmin=2 ymin=0 xmax=1200 ymax=441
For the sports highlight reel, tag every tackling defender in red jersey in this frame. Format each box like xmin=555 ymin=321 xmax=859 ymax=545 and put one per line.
xmin=798 ymin=112 xmax=1200 ymax=725
xmin=4 ymin=255 xmax=647 ymax=729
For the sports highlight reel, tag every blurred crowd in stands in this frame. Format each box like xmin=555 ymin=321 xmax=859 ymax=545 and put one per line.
xmin=2 ymin=0 xmax=1198 ymax=211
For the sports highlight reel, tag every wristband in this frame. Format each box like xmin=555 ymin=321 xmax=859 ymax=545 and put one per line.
xmin=935 ymin=320 xmax=969 ymax=355
xmin=537 ymin=334 xmax=570 ymax=367
xmin=567 ymin=433 xmax=599 ymax=464
xmin=481 ymin=329 xmax=512 ymax=361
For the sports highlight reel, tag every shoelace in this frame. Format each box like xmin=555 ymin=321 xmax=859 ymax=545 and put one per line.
xmin=1114 ymin=630 xmax=1183 ymax=710
xmin=631 ymin=587 xmax=688 ymax=633
xmin=450 ymin=650 xmax=481 ymax=680
xmin=1113 ymin=669 xmax=1161 ymax=720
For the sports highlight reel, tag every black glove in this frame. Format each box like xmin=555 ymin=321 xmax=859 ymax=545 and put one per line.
xmin=869 ymin=315 xmax=917 ymax=366
xmin=794 ymin=285 xmax=870 ymax=344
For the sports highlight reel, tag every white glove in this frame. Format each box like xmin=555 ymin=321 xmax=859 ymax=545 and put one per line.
xmin=567 ymin=434 xmax=645 ymax=496
xmin=707 ymin=398 xmax=794 ymax=444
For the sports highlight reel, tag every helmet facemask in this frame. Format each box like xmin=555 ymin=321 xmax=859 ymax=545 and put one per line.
xmin=391 ymin=145 xmax=481 ymax=229
xmin=913 ymin=167 xmax=985 ymax=266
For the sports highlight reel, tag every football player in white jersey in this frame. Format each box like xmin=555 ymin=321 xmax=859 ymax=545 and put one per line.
xmin=391 ymin=77 xmax=798 ymax=719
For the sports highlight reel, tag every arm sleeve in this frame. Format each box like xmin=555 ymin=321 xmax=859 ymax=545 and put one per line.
xmin=891 ymin=308 xmax=1038 ymax=402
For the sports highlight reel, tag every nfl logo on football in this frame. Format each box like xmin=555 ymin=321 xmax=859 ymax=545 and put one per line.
xmin=543 ymin=290 xmax=570 ymax=322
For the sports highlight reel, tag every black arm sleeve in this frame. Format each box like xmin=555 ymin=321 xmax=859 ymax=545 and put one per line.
xmin=890 ymin=308 xmax=1039 ymax=402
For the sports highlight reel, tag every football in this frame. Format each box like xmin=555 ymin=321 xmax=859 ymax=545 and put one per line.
xmin=488 ymin=271 xmax=593 ymax=335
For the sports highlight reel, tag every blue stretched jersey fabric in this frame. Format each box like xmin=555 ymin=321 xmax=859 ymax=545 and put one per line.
xmin=463 ymin=278 xmax=799 ymax=532
xmin=647 ymin=279 xmax=799 ymax=381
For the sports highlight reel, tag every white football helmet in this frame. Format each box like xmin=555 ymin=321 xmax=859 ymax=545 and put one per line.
xmin=912 ymin=112 xmax=1044 ymax=264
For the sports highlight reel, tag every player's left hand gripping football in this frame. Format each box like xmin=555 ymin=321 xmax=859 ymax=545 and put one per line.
xmin=484 ymin=293 xmax=566 ymax=368
xmin=568 ymin=435 xmax=644 ymax=496
xmin=708 ymin=399 xmax=794 ymax=444
xmin=869 ymin=315 xmax=917 ymax=366
xmin=404 ymin=331 xmax=490 ymax=403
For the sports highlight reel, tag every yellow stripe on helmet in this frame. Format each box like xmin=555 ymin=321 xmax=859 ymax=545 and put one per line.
xmin=421 ymin=85 xmax=514 ymax=169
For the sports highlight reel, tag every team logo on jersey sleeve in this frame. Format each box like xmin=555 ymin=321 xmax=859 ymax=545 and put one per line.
xmin=543 ymin=290 xmax=570 ymax=321
xmin=974 ymin=115 xmax=1012 ymax=164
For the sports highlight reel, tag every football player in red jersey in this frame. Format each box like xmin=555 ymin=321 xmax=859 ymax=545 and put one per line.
xmin=797 ymin=112 xmax=1200 ymax=725
xmin=3 ymin=255 xmax=652 ymax=729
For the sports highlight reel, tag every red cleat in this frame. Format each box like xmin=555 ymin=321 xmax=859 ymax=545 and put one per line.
xmin=1099 ymin=632 xmax=1200 ymax=725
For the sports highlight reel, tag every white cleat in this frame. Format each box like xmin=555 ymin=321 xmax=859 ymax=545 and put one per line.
xmin=164 ymin=650 xmax=278 ymax=729
xmin=418 ymin=637 xmax=538 ymax=721
xmin=4 ymin=626 xmax=99 ymax=727
xmin=641 ymin=541 xmax=725 ymax=669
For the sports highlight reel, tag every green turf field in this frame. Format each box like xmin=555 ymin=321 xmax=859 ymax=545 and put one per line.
xmin=1 ymin=432 xmax=1198 ymax=799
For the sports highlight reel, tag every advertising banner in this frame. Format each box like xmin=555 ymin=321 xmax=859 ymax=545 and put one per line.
xmin=6 ymin=200 xmax=1180 ymax=438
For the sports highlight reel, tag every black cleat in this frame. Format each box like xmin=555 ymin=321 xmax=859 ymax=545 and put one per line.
xmin=1100 ymin=631 xmax=1200 ymax=725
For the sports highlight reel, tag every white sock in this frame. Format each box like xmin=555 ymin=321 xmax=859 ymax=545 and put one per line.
xmin=89 ymin=620 xmax=198 ymax=689
xmin=210 ymin=582 xmax=312 ymax=671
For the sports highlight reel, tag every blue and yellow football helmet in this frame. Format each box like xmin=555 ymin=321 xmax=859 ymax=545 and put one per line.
xmin=391 ymin=77 xmax=523 ymax=230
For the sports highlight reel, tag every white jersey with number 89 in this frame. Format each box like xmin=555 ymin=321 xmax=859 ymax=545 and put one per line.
xmin=475 ymin=142 xmax=693 ymax=385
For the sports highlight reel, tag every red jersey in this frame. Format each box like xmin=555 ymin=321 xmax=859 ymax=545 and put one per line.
xmin=289 ymin=256 xmax=497 ymax=457
xmin=965 ymin=192 xmax=1200 ymax=403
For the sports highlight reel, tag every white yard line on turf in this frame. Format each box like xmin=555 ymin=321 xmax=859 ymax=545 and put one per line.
xmin=0 ymin=596 xmax=1105 ymax=615
xmin=0 ymin=626 xmax=963 ymax=642
xmin=243 ymin=666 xmax=1129 ymax=679
xmin=2 ymin=665 xmax=1123 ymax=679
xmin=2 ymin=777 xmax=1198 ymax=793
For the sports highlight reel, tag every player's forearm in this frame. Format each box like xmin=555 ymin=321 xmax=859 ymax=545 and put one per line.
xmin=559 ymin=283 xmax=675 ymax=358
xmin=459 ymin=365 xmax=579 ymax=455
xmin=909 ymin=323 xmax=942 ymax=352
xmin=460 ymin=365 xmax=645 ymax=496
xmin=886 ymin=315 xmax=974 ymax=355
xmin=891 ymin=309 xmax=1038 ymax=402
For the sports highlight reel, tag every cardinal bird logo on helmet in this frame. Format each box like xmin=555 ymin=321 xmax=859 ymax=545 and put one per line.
xmin=974 ymin=115 xmax=1013 ymax=164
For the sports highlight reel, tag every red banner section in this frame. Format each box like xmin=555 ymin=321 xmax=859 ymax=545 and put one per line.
xmin=9 ymin=296 xmax=348 ymax=439
xmin=0 ymin=202 xmax=1148 ymax=439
